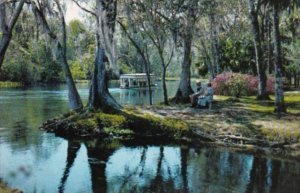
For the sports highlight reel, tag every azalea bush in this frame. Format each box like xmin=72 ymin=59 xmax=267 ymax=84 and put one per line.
xmin=212 ymin=73 xmax=275 ymax=97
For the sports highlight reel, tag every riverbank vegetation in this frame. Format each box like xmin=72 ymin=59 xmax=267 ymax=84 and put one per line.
xmin=0 ymin=81 xmax=22 ymax=88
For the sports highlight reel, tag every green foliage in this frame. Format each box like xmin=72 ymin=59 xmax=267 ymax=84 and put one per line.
xmin=285 ymin=38 xmax=300 ymax=74
xmin=69 ymin=20 xmax=85 ymax=37
xmin=2 ymin=59 xmax=33 ymax=84
xmin=220 ymin=37 xmax=256 ymax=74
xmin=69 ymin=60 xmax=87 ymax=80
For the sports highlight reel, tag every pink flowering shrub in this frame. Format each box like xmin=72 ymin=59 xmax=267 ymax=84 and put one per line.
xmin=212 ymin=73 xmax=275 ymax=97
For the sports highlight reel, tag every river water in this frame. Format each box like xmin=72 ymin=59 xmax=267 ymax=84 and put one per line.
xmin=0 ymin=81 xmax=299 ymax=193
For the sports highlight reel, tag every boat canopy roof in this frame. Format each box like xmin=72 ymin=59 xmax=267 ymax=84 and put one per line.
xmin=120 ymin=73 xmax=155 ymax=78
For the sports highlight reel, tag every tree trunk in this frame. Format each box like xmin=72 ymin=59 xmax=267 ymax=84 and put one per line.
xmin=200 ymin=37 xmax=214 ymax=81
xmin=58 ymin=43 xmax=83 ymax=110
xmin=146 ymin=69 xmax=153 ymax=105
xmin=145 ymin=47 xmax=153 ymax=105
xmin=0 ymin=34 xmax=11 ymax=74
xmin=174 ymin=39 xmax=194 ymax=103
xmin=162 ymin=67 xmax=169 ymax=105
xmin=88 ymin=0 xmax=121 ymax=111
xmin=209 ymin=2 xmax=219 ymax=76
xmin=56 ymin=0 xmax=83 ymax=110
xmin=267 ymin=12 xmax=273 ymax=74
xmin=173 ymin=0 xmax=197 ymax=103
xmin=88 ymin=30 xmax=121 ymax=112
xmin=0 ymin=0 xmax=25 ymax=75
xmin=32 ymin=3 xmax=83 ymax=110
xmin=273 ymin=3 xmax=286 ymax=115
xmin=248 ymin=0 xmax=269 ymax=100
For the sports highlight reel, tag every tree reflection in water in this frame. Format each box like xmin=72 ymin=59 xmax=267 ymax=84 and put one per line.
xmin=58 ymin=141 xmax=81 ymax=193
xmin=58 ymin=139 xmax=300 ymax=193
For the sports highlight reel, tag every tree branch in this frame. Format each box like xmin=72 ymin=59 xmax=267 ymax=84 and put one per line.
xmin=31 ymin=1 xmax=57 ymax=40
xmin=8 ymin=0 xmax=25 ymax=32
xmin=72 ymin=0 xmax=96 ymax=17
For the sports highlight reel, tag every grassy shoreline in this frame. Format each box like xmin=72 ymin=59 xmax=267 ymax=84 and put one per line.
xmin=41 ymin=91 xmax=300 ymax=159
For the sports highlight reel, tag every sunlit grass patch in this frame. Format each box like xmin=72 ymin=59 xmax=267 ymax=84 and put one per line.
xmin=254 ymin=119 xmax=300 ymax=142
xmin=214 ymin=95 xmax=230 ymax=101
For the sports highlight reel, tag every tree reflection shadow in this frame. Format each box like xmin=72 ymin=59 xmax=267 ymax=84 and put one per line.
xmin=58 ymin=139 xmax=300 ymax=193
xmin=58 ymin=140 xmax=81 ymax=193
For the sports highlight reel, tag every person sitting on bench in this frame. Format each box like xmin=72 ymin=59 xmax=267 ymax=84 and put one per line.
xmin=198 ymin=83 xmax=213 ymax=109
xmin=189 ymin=80 xmax=204 ymax=107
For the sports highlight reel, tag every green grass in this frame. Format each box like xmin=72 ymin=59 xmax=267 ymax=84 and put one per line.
xmin=134 ymin=91 xmax=300 ymax=145
xmin=0 ymin=81 xmax=22 ymax=88
xmin=218 ymin=92 xmax=300 ymax=141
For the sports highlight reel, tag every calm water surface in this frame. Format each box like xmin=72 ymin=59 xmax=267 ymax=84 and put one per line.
xmin=0 ymin=81 xmax=299 ymax=193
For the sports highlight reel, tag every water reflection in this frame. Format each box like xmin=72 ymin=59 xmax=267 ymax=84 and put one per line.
xmin=53 ymin=139 xmax=300 ymax=193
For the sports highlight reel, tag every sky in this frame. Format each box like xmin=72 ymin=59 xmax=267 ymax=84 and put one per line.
xmin=65 ymin=1 xmax=84 ymax=24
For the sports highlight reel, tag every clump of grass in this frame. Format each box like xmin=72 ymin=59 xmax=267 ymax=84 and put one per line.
xmin=73 ymin=118 xmax=98 ymax=131
xmin=95 ymin=112 xmax=127 ymax=129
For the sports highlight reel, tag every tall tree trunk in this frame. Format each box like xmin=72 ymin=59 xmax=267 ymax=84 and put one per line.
xmin=248 ymin=0 xmax=269 ymax=100
xmin=273 ymin=3 xmax=286 ymax=115
xmin=58 ymin=43 xmax=83 ymax=110
xmin=267 ymin=12 xmax=273 ymax=74
xmin=173 ymin=0 xmax=197 ymax=103
xmin=0 ymin=34 xmax=10 ymax=74
xmin=0 ymin=0 xmax=25 ymax=75
xmin=209 ymin=1 xmax=219 ymax=76
xmin=174 ymin=36 xmax=194 ymax=103
xmin=162 ymin=67 xmax=169 ymax=105
xmin=200 ymin=36 xmax=214 ymax=81
xmin=88 ymin=20 xmax=121 ymax=111
xmin=56 ymin=0 xmax=83 ymax=110
xmin=32 ymin=3 xmax=83 ymax=110
xmin=145 ymin=46 xmax=153 ymax=105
